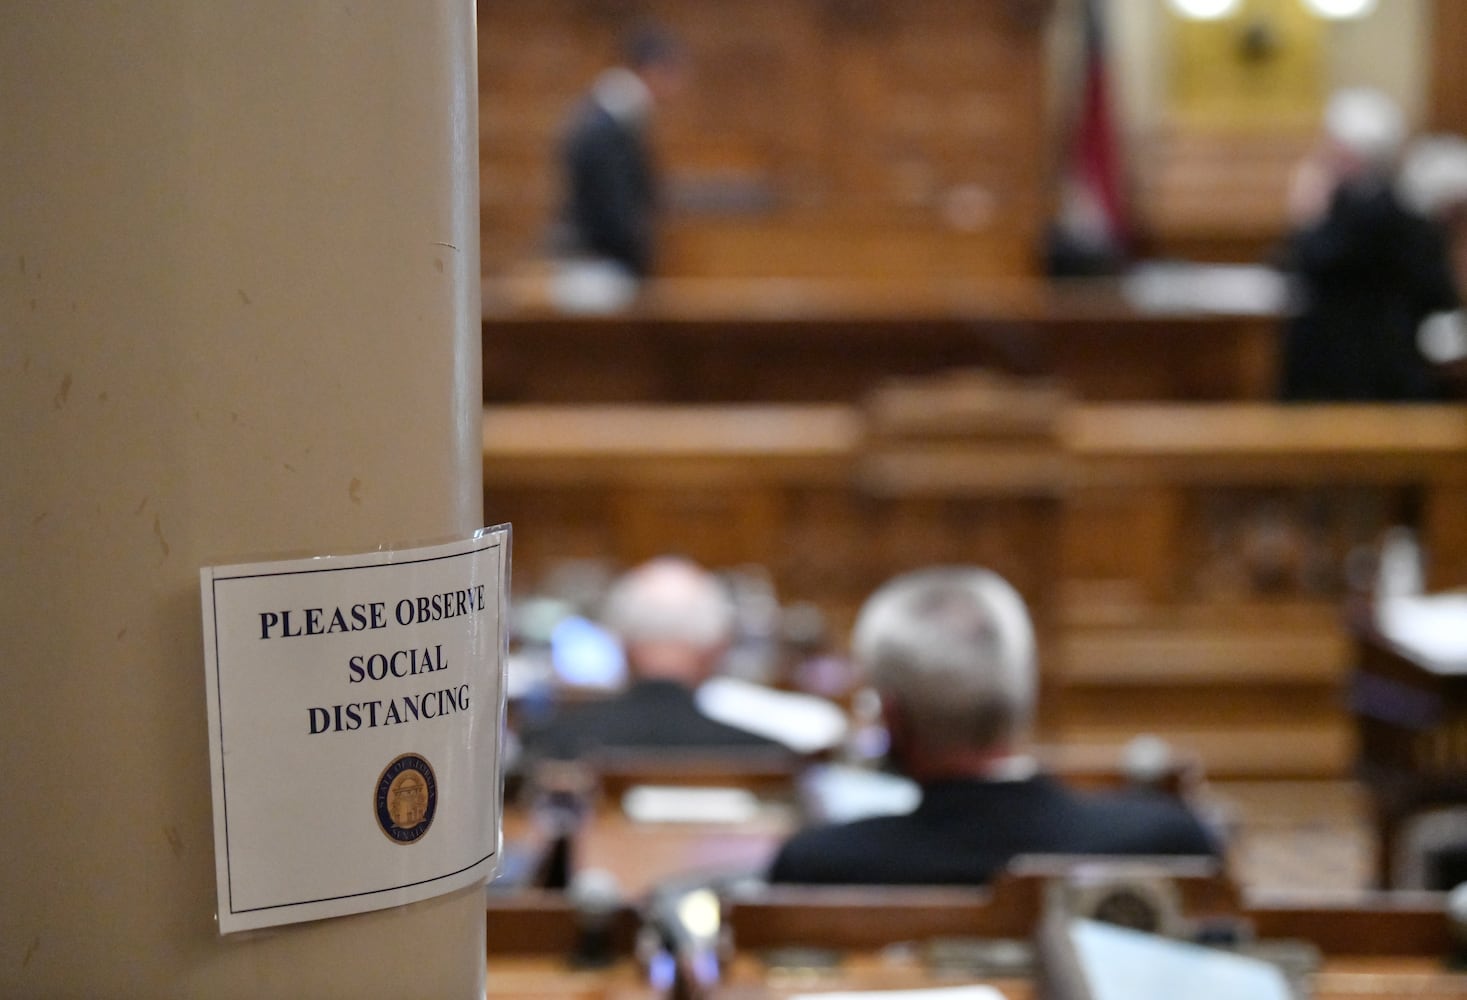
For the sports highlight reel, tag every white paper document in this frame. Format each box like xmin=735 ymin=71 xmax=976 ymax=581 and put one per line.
xmin=1375 ymin=592 xmax=1467 ymax=672
xmin=199 ymin=528 xmax=509 ymax=933
xmin=697 ymin=675 xmax=849 ymax=753
xmin=789 ymin=987 xmax=1006 ymax=1000
xmin=622 ymin=785 xmax=762 ymax=824
xmin=1068 ymin=918 xmax=1292 ymax=1000
xmin=799 ymin=763 xmax=921 ymax=823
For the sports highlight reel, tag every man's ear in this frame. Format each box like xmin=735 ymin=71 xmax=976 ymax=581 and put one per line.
xmin=878 ymin=692 xmax=910 ymax=756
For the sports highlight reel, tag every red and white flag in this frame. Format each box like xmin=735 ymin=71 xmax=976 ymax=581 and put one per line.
xmin=1055 ymin=0 xmax=1130 ymax=260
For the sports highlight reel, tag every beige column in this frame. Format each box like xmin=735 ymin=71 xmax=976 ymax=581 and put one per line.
xmin=1 ymin=3 xmax=485 ymax=997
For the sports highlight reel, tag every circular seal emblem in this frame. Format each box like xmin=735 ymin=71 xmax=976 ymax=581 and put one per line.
xmin=375 ymin=753 xmax=437 ymax=845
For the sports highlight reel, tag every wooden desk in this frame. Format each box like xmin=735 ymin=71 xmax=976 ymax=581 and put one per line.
xmin=711 ymin=956 xmax=1034 ymax=999
xmin=502 ymin=803 xmax=795 ymax=901
xmin=1056 ymin=404 xmax=1467 ymax=777
xmin=485 ymin=959 xmax=658 ymax=1000
xmin=706 ymin=879 xmax=1460 ymax=1000
xmin=709 ymin=943 xmax=1460 ymax=998
xmin=485 ymin=889 xmax=660 ymax=1000
xmin=484 ymin=830 xmax=1462 ymax=998
xmin=482 ymin=277 xmax=1279 ymax=405
xmin=1348 ymin=600 xmax=1467 ymax=888
xmin=487 ymin=805 xmax=795 ymax=998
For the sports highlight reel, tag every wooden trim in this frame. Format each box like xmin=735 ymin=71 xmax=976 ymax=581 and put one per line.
xmin=485 ymin=890 xmax=642 ymax=956
xmin=1428 ymin=0 xmax=1467 ymax=135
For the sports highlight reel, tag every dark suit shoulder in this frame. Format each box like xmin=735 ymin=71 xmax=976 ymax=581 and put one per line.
xmin=562 ymin=102 xmax=638 ymax=167
xmin=767 ymin=777 xmax=1217 ymax=886
xmin=768 ymin=814 xmax=922 ymax=885
xmin=523 ymin=680 xmax=783 ymax=761
xmin=1067 ymin=787 xmax=1218 ymax=857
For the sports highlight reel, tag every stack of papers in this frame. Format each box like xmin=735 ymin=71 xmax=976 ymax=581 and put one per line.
xmin=1375 ymin=592 xmax=1467 ymax=672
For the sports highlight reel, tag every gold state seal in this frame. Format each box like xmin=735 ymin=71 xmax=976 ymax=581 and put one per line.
xmin=375 ymin=753 xmax=437 ymax=844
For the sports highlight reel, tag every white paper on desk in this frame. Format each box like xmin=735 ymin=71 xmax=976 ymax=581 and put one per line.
xmin=789 ymin=987 xmax=1006 ymax=1000
xmin=549 ymin=259 xmax=637 ymax=313
xmin=800 ymin=763 xmax=921 ymax=823
xmin=1069 ymin=919 xmax=1291 ymax=1000
xmin=622 ymin=785 xmax=762 ymax=824
xmin=1120 ymin=262 xmax=1291 ymax=315
xmin=696 ymin=676 xmax=849 ymax=753
xmin=1375 ymin=592 xmax=1467 ymax=671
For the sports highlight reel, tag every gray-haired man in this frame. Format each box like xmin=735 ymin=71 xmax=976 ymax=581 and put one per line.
xmin=769 ymin=567 xmax=1217 ymax=885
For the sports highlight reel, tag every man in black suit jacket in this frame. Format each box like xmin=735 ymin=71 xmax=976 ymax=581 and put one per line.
xmin=768 ymin=568 xmax=1217 ymax=886
xmin=555 ymin=27 xmax=686 ymax=279
xmin=1280 ymin=88 xmax=1460 ymax=402
xmin=524 ymin=556 xmax=783 ymax=761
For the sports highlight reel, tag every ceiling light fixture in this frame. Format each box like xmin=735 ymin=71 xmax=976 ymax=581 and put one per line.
xmin=1302 ymin=0 xmax=1378 ymax=19
xmin=1168 ymin=0 xmax=1243 ymax=20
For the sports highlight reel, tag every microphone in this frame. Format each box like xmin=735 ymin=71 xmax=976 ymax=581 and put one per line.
xmin=568 ymin=868 xmax=623 ymax=968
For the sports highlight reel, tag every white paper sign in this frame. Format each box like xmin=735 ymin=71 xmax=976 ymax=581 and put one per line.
xmin=199 ymin=528 xmax=509 ymax=933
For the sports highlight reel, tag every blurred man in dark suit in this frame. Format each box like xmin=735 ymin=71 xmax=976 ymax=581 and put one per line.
xmin=524 ymin=556 xmax=783 ymax=760
xmin=768 ymin=567 xmax=1216 ymax=886
xmin=1280 ymin=88 xmax=1460 ymax=402
xmin=553 ymin=25 xmax=686 ymax=281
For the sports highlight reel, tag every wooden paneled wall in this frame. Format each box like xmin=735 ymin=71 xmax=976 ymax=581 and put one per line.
xmin=479 ymin=2 xmax=1463 ymax=275
xmin=1132 ymin=127 xmax=1313 ymax=263
xmin=483 ymin=398 xmax=1467 ymax=779
xmin=477 ymin=0 xmax=1051 ymax=280
xmin=1428 ymin=0 xmax=1467 ymax=136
